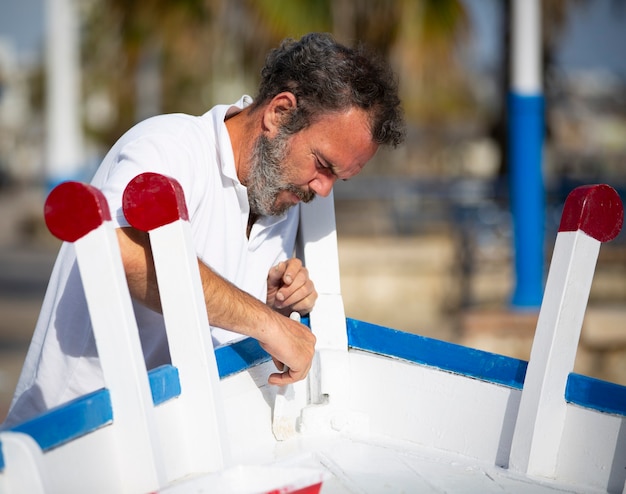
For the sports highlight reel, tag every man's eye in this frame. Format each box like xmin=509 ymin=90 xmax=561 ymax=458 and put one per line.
xmin=315 ymin=155 xmax=339 ymax=178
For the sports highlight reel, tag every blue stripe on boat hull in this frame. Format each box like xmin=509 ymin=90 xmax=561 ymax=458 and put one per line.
xmin=9 ymin=389 xmax=113 ymax=452
xmin=566 ymin=374 xmax=626 ymax=416
xmin=215 ymin=337 xmax=271 ymax=378
xmin=1 ymin=364 xmax=182 ymax=453
xmin=149 ymin=364 xmax=181 ymax=405
xmin=347 ymin=318 xmax=528 ymax=389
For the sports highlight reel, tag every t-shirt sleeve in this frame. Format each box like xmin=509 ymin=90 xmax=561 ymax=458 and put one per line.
xmin=95 ymin=131 xmax=201 ymax=229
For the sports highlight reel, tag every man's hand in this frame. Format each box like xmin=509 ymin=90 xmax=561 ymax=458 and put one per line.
xmin=266 ymin=259 xmax=318 ymax=316
xmin=259 ymin=313 xmax=316 ymax=385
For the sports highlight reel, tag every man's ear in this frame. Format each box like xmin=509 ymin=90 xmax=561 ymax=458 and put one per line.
xmin=262 ymin=92 xmax=297 ymax=136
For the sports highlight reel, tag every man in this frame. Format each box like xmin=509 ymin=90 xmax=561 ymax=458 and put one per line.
xmin=4 ymin=33 xmax=404 ymax=426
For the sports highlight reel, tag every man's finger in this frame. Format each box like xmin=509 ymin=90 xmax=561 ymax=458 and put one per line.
xmin=269 ymin=364 xmax=308 ymax=385
xmin=268 ymin=261 xmax=286 ymax=285
xmin=268 ymin=371 xmax=296 ymax=386
xmin=281 ymin=258 xmax=304 ymax=285
xmin=271 ymin=357 xmax=285 ymax=371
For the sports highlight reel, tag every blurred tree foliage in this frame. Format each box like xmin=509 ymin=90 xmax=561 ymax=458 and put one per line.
xmin=80 ymin=0 xmax=476 ymax=149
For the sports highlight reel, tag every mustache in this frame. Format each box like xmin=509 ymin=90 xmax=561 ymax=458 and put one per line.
xmin=285 ymin=184 xmax=316 ymax=203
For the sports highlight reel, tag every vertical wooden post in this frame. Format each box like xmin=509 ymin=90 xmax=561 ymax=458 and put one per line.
xmin=298 ymin=192 xmax=349 ymax=411
xmin=298 ymin=192 xmax=347 ymax=351
xmin=509 ymin=185 xmax=623 ymax=476
xmin=45 ymin=182 xmax=165 ymax=493
xmin=123 ymin=173 xmax=229 ymax=473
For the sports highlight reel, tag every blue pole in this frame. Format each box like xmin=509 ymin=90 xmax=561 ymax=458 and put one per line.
xmin=509 ymin=93 xmax=545 ymax=307
xmin=509 ymin=0 xmax=544 ymax=308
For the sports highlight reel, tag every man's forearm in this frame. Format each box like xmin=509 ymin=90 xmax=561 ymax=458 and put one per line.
xmin=117 ymin=226 xmax=315 ymax=383
xmin=196 ymin=259 xmax=277 ymax=340
xmin=118 ymin=227 xmax=274 ymax=335
xmin=198 ymin=261 xmax=315 ymax=384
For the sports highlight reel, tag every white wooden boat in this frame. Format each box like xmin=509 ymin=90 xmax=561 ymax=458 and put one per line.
xmin=0 ymin=172 xmax=624 ymax=493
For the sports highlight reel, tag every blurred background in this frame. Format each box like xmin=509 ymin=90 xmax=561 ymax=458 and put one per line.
xmin=1 ymin=0 xmax=625 ymax=422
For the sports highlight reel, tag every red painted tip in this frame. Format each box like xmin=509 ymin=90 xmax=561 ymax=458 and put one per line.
xmin=44 ymin=182 xmax=112 ymax=242
xmin=122 ymin=173 xmax=189 ymax=232
xmin=559 ymin=184 xmax=624 ymax=242
xmin=266 ymin=481 xmax=322 ymax=494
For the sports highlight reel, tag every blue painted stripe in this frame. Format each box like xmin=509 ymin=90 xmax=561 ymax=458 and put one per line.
xmin=0 ymin=440 xmax=4 ymax=472
xmin=508 ymin=92 xmax=545 ymax=308
xmin=10 ymin=389 xmax=113 ymax=452
xmin=2 ymin=366 xmax=180 ymax=453
xmin=215 ymin=337 xmax=271 ymax=378
xmin=149 ymin=364 xmax=181 ymax=405
xmin=346 ymin=318 xmax=528 ymax=389
xmin=566 ymin=373 xmax=626 ymax=417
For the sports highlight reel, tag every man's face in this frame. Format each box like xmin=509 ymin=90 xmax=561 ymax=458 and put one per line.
xmin=247 ymin=107 xmax=378 ymax=217
xmin=247 ymin=128 xmax=314 ymax=217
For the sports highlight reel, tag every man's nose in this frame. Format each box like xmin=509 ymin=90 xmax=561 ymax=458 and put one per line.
xmin=308 ymin=174 xmax=336 ymax=197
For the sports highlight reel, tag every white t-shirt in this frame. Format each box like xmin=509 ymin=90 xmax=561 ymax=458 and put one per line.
xmin=4 ymin=96 xmax=300 ymax=426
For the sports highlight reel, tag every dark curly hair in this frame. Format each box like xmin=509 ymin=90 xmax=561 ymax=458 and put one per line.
xmin=251 ymin=33 xmax=405 ymax=148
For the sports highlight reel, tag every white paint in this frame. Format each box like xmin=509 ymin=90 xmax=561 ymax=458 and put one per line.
xmin=511 ymin=0 xmax=542 ymax=94
xmin=558 ymin=404 xmax=626 ymax=492
xmin=0 ymin=432 xmax=46 ymax=494
xmin=75 ymin=223 xmax=165 ymax=492
xmin=509 ymin=231 xmax=601 ymax=477
xmin=348 ymin=350 xmax=521 ymax=467
xmin=149 ymin=220 xmax=229 ymax=476
xmin=220 ymin=362 xmax=280 ymax=466
xmin=42 ymin=425 xmax=125 ymax=493
xmin=298 ymin=193 xmax=351 ymax=426
xmin=299 ymin=193 xmax=348 ymax=351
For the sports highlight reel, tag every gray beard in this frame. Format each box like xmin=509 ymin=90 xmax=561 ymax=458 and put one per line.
xmin=247 ymin=131 xmax=315 ymax=217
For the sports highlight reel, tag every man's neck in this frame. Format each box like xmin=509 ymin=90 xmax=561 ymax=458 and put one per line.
xmin=225 ymin=106 xmax=257 ymax=186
